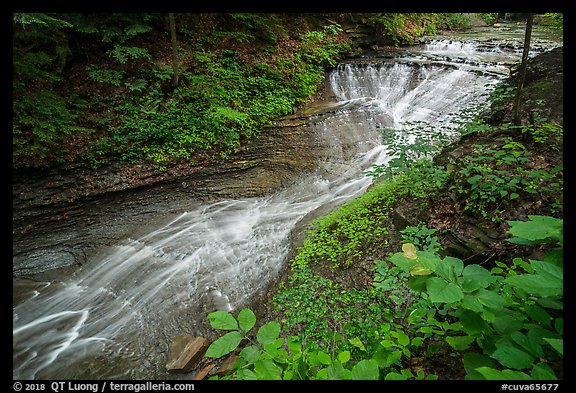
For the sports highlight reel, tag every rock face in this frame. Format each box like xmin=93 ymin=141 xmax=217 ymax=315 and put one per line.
xmin=165 ymin=335 xmax=210 ymax=373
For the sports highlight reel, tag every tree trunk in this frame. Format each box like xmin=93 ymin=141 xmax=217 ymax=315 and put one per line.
xmin=169 ymin=13 xmax=180 ymax=88
xmin=512 ymin=13 xmax=534 ymax=125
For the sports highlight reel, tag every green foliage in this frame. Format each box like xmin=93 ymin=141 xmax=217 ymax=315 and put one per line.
xmin=436 ymin=13 xmax=471 ymax=30
xmin=206 ymin=305 xmax=437 ymax=380
xmin=12 ymin=13 xmax=352 ymax=170
xmin=86 ymin=64 xmax=126 ymax=86
xmin=476 ymin=13 xmax=499 ymax=26
xmin=108 ymin=45 xmax=151 ymax=64
xmin=506 ymin=215 xmax=562 ymax=247
xmin=12 ymin=91 xmax=88 ymax=167
xmin=366 ymin=13 xmax=438 ymax=46
xmin=298 ymin=26 xmax=348 ymax=69
xmin=518 ymin=114 xmax=563 ymax=150
xmin=540 ymin=13 xmax=563 ymax=30
xmin=291 ymin=177 xmax=406 ymax=269
xmin=372 ymin=262 xmax=420 ymax=311
xmin=70 ymin=13 xmax=155 ymax=44
xmin=487 ymin=82 xmax=516 ymax=113
xmin=388 ymin=216 xmax=563 ymax=380
xmin=448 ymin=139 xmax=562 ymax=221
xmin=274 ymin=267 xmax=394 ymax=355
xmin=365 ymin=120 xmax=456 ymax=182
xmin=400 ymin=224 xmax=442 ymax=253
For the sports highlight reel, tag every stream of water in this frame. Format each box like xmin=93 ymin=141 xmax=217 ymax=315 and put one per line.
xmin=13 ymin=32 xmax=558 ymax=380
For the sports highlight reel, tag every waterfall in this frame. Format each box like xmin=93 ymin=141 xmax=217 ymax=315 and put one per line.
xmin=13 ymin=40 xmax=511 ymax=380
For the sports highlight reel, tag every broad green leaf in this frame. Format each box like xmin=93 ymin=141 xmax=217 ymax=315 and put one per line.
xmin=507 ymin=237 xmax=538 ymax=245
xmin=205 ymin=331 xmax=243 ymax=358
xmin=525 ymin=304 xmax=552 ymax=326
xmin=457 ymin=309 xmax=486 ymax=335
xmin=236 ymin=368 xmax=258 ymax=380
xmin=446 ymin=335 xmax=475 ymax=350
xmin=254 ymin=358 xmax=282 ymax=380
xmin=434 ymin=256 xmax=464 ymax=283
xmin=388 ymin=252 xmax=418 ymax=272
xmin=426 ymin=277 xmax=463 ymax=303
xmin=504 ymin=274 xmax=562 ymax=297
xmin=411 ymin=337 xmax=424 ymax=347
xmin=287 ymin=335 xmax=302 ymax=354
xmin=408 ymin=275 xmax=429 ymax=292
xmin=384 ymin=371 xmax=406 ymax=380
xmin=328 ymin=362 xmax=352 ymax=380
xmin=372 ymin=346 xmax=400 ymax=368
xmin=475 ymin=288 xmax=508 ymax=310
xmin=460 ymin=264 xmax=496 ymax=292
xmin=338 ymin=351 xmax=351 ymax=364
xmin=257 ymin=321 xmax=280 ymax=346
xmin=395 ymin=331 xmax=410 ymax=346
xmin=538 ymin=297 xmax=563 ymax=310
xmin=410 ymin=263 xmax=433 ymax=276
xmin=554 ymin=318 xmax=563 ymax=334
xmin=463 ymin=353 xmax=496 ymax=380
xmin=491 ymin=343 xmax=535 ymax=369
xmin=417 ymin=251 xmax=441 ymax=271
xmin=544 ymin=249 xmax=563 ymax=267
xmin=511 ymin=331 xmax=544 ymax=358
xmin=493 ymin=315 xmax=523 ymax=335
xmin=475 ymin=366 xmax=531 ymax=380
xmin=351 ymin=359 xmax=380 ymax=380
xmin=530 ymin=260 xmax=563 ymax=282
xmin=507 ymin=215 xmax=562 ymax=245
xmin=531 ymin=362 xmax=558 ymax=380
xmin=237 ymin=308 xmax=256 ymax=333
xmin=468 ymin=174 xmax=482 ymax=184
xmin=461 ymin=294 xmax=484 ymax=312
xmin=480 ymin=308 xmax=496 ymax=323
xmin=273 ymin=348 xmax=289 ymax=364
xmin=263 ymin=337 xmax=284 ymax=352
xmin=526 ymin=326 xmax=558 ymax=356
xmin=380 ymin=339 xmax=395 ymax=348
xmin=208 ymin=310 xmax=238 ymax=330
xmin=349 ymin=337 xmax=366 ymax=352
xmin=307 ymin=352 xmax=321 ymax=367
xmin=317 ymin=351 xmax=332 ymax=365
xmin=239 ymin=345 xmax=261 ymax=363
xmin=316 ymin=368 xmax=329 ymax=380
xmin=543 ymin=338 xmax=563 ymax=356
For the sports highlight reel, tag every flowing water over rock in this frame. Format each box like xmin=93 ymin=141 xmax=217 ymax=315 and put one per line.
xmin=13 ymin=29 xmax=561 ymax=380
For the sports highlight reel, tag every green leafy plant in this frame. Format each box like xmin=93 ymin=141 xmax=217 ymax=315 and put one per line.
xmin=448 ymin=140 xmax=561 ymax=221
xmin=206 ymin=305 xmax=437 ymax=380
xmin=400 ymin=223 xmax=442 ymax=252
xmin=387 ymin=215 xmax=563 ymax=380
xmin=519 ymin=114 xmax=563 ymax=150
xmin=86 ymin=64 xmax=126 ymax=86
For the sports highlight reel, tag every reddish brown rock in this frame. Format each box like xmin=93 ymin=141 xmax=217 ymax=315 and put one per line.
xmin=166 ymin=335 xmax=210 ymax=373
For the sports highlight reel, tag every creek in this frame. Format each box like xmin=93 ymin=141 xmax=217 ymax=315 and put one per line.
xmin=13 ymin=25 xmax=562 ymax=380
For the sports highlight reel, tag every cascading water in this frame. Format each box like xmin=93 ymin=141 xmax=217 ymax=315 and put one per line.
xmin=14 ymin=39 xmax=517 ymax=380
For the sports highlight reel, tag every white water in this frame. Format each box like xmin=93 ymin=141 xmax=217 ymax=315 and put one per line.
xmin=13 ymin=41 xmax=511 ymax=380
